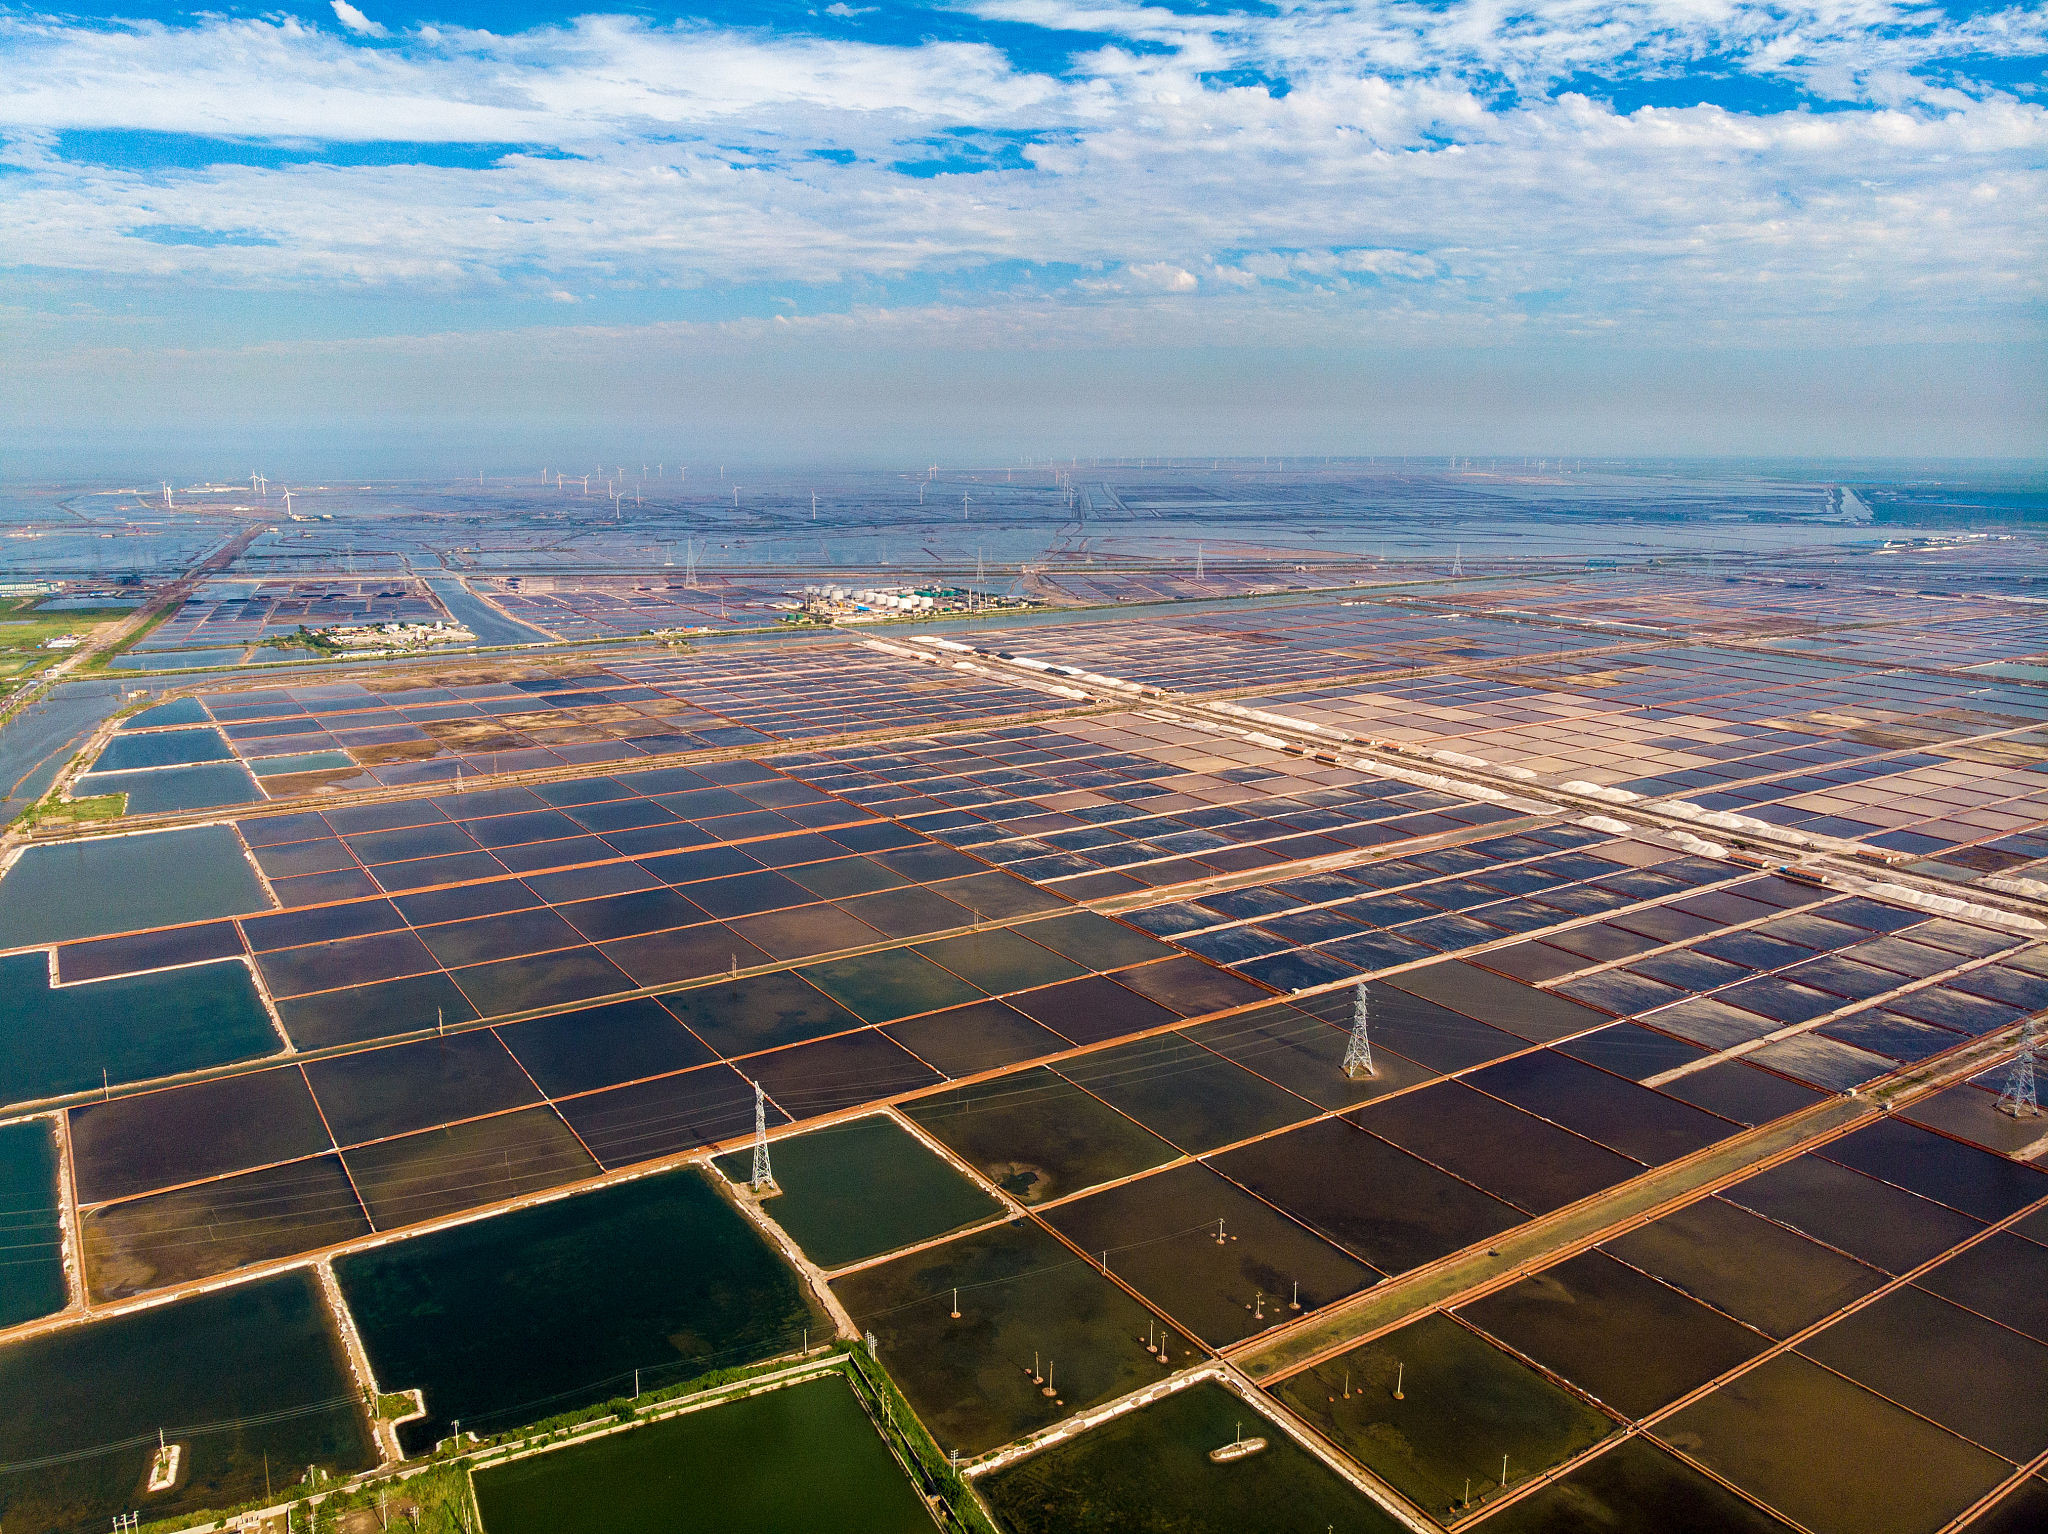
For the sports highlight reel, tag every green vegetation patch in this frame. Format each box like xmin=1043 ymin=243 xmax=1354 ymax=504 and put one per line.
xmin=16 ymin=792 xmax=126 ymax=829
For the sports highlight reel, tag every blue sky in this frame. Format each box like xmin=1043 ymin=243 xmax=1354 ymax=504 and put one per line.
xmin=1 ymin=0 xmax=2043 ymax=465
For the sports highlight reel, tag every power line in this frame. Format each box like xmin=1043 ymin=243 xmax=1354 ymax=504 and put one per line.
xmin=0 ymin=1394 xmax=361 ymax=1476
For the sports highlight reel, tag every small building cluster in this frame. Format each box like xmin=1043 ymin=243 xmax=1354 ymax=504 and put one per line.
xmin=321 ymin=619 xmax=476 ymax=650
xmin=794 ymin=584 xmax=1034 ymax=620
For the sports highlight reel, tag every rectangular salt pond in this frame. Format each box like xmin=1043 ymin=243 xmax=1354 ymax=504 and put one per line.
xmin=832 ymin=1218 xmax=1170 ymax=1458
xmin=473 ymin=1372 xmax=935 ymax=1534
xmin=90 ymin=726 xmax=233 ymax=772
xmin=1270 ymin=1311 xmax=1614 ymax=1519
xmin=83 ymin=1154 xmax=373 ymax=1301
xmin=336 ymin=1167 xmax=824 ymax=1454
xmin=712 ymin=1114 xmax=1001 ymax=1269
xmin=0 ymin=1119 xmax=66 ymax=1326
xmin=117 ymin=697 xmax=209 ymax=728
xmin=0 ymin=824 xmax=270 ymax=946
xmin=0 ymin=952 xmax=279 ymax=1108
xmin=109 ymin=647 xmax=251 ymax=670
xmin=981 ymin=1377 xmax=1405 ymax=1534
xmin=73 ymin=761 xmax=265 ymax=813
xmin=1477 ymin=1435 xmax=1806 ymax=1534
xmin=1458 ymin=1251 xmax=1771 ymax=1420
xmin=0 ymin=1270 xmax=374 ymax=1533
xmin=1658 ymin=1353 xmax=2009 ymax=1534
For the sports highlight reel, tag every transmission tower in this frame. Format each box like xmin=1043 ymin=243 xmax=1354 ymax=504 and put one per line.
xmin=1996 ymin=1016 xmax=2041 ymax=1119
xmin=1342 ymin=983 xmax=1376 ymax=1079
xmin=750 ymin=1079 xmax=778 ymax=1191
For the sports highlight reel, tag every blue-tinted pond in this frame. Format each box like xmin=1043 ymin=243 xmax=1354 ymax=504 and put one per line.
xmin=0 ymin=953 xmax=280 ymax=1107
xmin=91 ymin=727 xmax=232 ymax=771
xmin=0 ymin=1119 xmax=66 ymax=1326
xmin=0 ymin=825 xmax=270 ymax=945
xmin=74 ymin=761 xmax=263 ymax=813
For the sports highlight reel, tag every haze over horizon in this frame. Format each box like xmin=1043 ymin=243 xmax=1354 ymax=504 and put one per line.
xmin=2 ymin=0 xmax=2043 ymax=469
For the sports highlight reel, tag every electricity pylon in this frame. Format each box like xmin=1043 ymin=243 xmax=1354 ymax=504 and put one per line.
xmin=1343 ymin=983 xmax=1376 ymax=1079
xmin=1996 ymin=1016 xmax=2041 ymax=1119
xmin=750 ymin=1079 xmax=778 ymax=1190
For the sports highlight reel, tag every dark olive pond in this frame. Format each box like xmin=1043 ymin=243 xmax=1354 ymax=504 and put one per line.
xmin=713 ymin=1112 xmax=1001 ymax=1268
xmin=1270 ymin=1311 xmax=1613 ymax=1518
xmin=982 ymin=1378 xmax=1406 ymax=1533
xmin=474 ymin=1372 xmax=933 ymax=1534
xmin=0 ymin=1118 xmax=66 ymax=1326
xmin=336 ymin=1167 xmax=824 ymax=1453
xmin=0 ymin=1270 xmax=373 ymax=1534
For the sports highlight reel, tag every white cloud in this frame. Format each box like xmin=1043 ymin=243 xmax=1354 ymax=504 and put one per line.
xmin=0 ymin=0 xmax=2037 ymax=369
xmin=1122 ymin=262 xmax=1198 ymax=292
xmin=1339 ymin=249 xmax=1437 ymax=280
xmin=329 ymin=1 xmax=387 ymax=39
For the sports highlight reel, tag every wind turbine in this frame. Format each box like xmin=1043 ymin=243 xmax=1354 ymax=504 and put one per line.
xmin=161 ymin=482 xmax=173 ymax=509
xmin=282 ymin=489 xmax=294 ymax=516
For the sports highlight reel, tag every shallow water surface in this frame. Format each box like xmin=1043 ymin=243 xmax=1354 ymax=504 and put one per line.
xmin=0 ymin=1120 xmax=65 ymax=1326
xmin=0 ymin=1270 xmax=373 ymax=1534
xmin=0 ymin=824 xmax=269 ymax=946
xmin=475 ymin=1372 xmax=933 ymax=1534
xmin=713 ymin=1113 xmax=1001 ymax=1268
xmin=0 ymin=953 xmax=279 ymax=1107
xmin=985 ymin=1377 xmax=1405 ymax=1533
xmin=337 ymin=1167 xmax=822 ymax=1453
